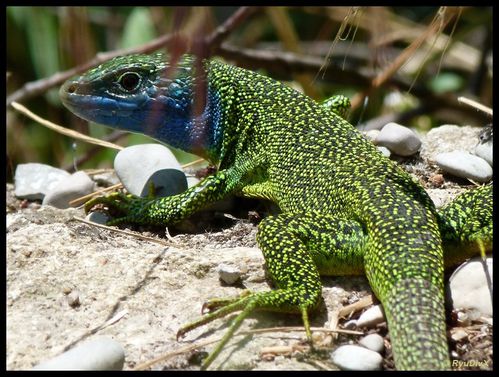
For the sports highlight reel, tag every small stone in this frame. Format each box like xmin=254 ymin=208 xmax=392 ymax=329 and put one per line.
xmin=32 ymin=337 xmax=125 ymax=370
xmin=331 ymin=345 xmax=383 ymax=370
xmin=428 ymin=173 xmax=444 ymax=187
xmin=62 ymin=286 xmax=73 ymax=295
xmin=356 ymin=305 xmax=385 ymax=328
xmin=217 ymin=263 xmax=241 ymax=285
xmin=358 ymin=333 xmax=385 ymax=353
xmin=114 ymin=144 xmax=187 ymax=197
xmin=435 ymin=151 xmax=492 ymax=183
xmin=67 ymin=291 xmax=80 ymax=308
xmin=14 ymin=163 xmax=70 ymax=200
xmin=376 ymin=122 xmax=422 ymax=156
xmin=43 ymin=171 xmax=95 ymax=209
xmin=447 ymin=257 xmax=493 ymax=317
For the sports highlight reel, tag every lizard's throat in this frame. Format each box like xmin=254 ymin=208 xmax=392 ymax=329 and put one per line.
xmin=147 ymin=97 xmax=223 ymax=164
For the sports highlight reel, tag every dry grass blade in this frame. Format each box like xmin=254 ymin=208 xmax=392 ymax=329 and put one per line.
xmin=11 ymin=101 xmax=123 ymax=151
xmin=350 ymin=6 xmax=461 ymax=110
xmin=458 ymin=97 xmax=493 ymax=116
xmin=73 ymin=216 xmax=176 ymax=246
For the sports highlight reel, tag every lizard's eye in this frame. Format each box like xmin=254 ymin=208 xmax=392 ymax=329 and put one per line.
xmin=118 ymin=72 xmax=142 ymax=92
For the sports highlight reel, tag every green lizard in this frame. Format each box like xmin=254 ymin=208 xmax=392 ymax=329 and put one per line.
xmin=59 ymin=53 xmax=492 ymax=370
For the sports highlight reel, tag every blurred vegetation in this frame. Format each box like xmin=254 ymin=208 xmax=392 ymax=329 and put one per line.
xmin=6 ymin=6 xmax=492 ymax=181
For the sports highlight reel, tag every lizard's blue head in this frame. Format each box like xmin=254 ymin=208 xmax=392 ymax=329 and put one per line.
xmin=60 ymin=53 xmax=222 ymax=161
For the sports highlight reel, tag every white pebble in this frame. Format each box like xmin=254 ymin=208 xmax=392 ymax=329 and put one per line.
xmin=447 ymin=256 xmax=493 ymax=317
xmin=376 ymin=122 xmax=421 ymax=156
xmin=358 ymin=333 xmax=385 ymax=353
xmin=435 ymin=150 xmax=492 ymax=183
xmin=356 ymin=305 xmax=386 ymax=328
xmin=331 ymin=345 xmax=383 ymax=370
xmin=32 ymin=337 xmax=125 ymax=370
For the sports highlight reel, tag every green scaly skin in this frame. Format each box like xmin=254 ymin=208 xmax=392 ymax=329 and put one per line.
xmin=60 ymin=54 xmax=492 ymax=370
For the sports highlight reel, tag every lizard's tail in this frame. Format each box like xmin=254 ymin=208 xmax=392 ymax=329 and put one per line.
xmin=363 ymin=207 xmax=451 ymax=370
xmin=382 ymin=277 xmax=450 ymax=370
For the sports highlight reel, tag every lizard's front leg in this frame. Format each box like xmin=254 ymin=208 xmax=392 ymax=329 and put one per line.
xmin=85 ymin=169 xmax=238 ymax=226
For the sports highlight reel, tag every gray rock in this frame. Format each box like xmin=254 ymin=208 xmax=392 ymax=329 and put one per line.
xmin=217 ymin=263 xmax=242 ymax=285
xmin=14 ymin=163 xmax=70 ymax=200
xmin=447 ymin=256 xmax=493 ymax=317
xmin=42 ymin=171 xmax=95 ymax=209
xmin=358 ymin=333 xmax=385 ymax=353
xmin=356 ymin=305 xmax=385 ymax=328
xmin=32 ymin=337 xmax=125 ymax=370
xmin=331 ymin=345 xmax=383 ymax=370
xmin=435 ymin=151 xmax=492 ymax=183
xmin=376 ymin=122 xmax=421 ymax=156
xmin=114 ymin=144 xmax=187 ymax=198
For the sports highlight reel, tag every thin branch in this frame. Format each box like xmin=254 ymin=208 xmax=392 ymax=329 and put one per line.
xmin=207 ymin=6 xmax=260 ymax=51
xmin=458 ymin=96 xmax=493 ymax=116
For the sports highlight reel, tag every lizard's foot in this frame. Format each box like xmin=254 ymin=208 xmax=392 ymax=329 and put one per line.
xmin=177 ymin=288 xmax=318 ymax=370
xmin=85 ymin=192 xmax=155 ymax=225
xmin=176 ymin=290 xmax=253 ymax=341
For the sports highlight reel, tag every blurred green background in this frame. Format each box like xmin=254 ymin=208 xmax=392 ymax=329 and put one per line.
xmin=6 ymin=6 xmax=492 ymax=180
